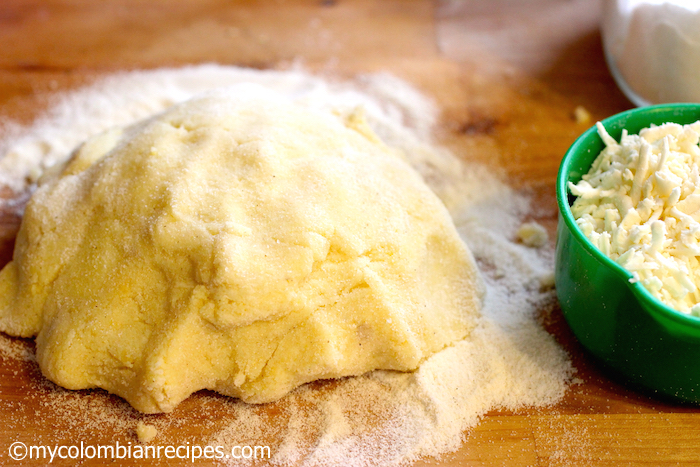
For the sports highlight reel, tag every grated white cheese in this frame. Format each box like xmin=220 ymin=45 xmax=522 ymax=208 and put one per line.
xmin=569 ymin=120 xmax=700 ymax=315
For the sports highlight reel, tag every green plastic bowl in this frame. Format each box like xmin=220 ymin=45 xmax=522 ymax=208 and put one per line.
xmin=556 ymin=103 xmax=700 ymax=403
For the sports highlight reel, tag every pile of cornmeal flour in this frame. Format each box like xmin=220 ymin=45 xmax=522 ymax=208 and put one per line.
xmin=0 ymin=64 xmax=573 ymax=466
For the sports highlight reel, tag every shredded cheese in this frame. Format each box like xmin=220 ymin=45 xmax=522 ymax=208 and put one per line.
xmin=569 ymin=120 xmax=700 ymax=315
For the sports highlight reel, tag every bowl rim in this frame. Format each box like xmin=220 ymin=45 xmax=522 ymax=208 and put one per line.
xmin=556 ymin=103 xmax=700 ymax=329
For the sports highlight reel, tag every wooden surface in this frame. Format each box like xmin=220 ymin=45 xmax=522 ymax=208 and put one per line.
xmin=1 ymin=0 xmax=699 ymax=466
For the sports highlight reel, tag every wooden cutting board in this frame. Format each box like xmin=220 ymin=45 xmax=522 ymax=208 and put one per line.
xmin=1 ymin=0 xmax=699 ymax=466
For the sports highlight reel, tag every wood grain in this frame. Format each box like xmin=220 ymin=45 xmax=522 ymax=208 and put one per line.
xmin=0 ymin=0 xmax=699 ymax=466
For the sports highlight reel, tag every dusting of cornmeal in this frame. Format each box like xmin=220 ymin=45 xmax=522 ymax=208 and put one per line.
xmin=0 ymin=65 xmax=573 ymax=466
xmin=136 ymin=421 xmax=158 ymax=443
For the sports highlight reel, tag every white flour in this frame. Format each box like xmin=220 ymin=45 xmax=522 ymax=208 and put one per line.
xmin=602 ymin=0 xmax=700 ymax=105
xmin=0 ymin=64 xmax=573 ymax=466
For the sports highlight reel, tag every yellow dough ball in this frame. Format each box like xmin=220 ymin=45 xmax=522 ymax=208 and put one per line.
xmin=0 ymin=90 xmax=483 ymax=413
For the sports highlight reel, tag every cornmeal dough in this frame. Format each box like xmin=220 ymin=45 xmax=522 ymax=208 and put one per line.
xmin=136 ymin=421 xmax=158 ymax=443
xmin=0 ymin=90 xmax=483 ymax=413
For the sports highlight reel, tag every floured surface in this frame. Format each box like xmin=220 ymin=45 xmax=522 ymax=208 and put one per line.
xmin=0 ymin=65 xmax=573 ymax=466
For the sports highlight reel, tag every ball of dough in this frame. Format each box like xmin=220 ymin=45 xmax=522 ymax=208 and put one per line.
xmin=0 ymin=90 xmax=483 ymax=413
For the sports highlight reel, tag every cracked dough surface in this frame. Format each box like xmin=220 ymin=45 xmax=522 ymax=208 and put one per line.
xmin=0 ymin=90 xmax=483 ymax=413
